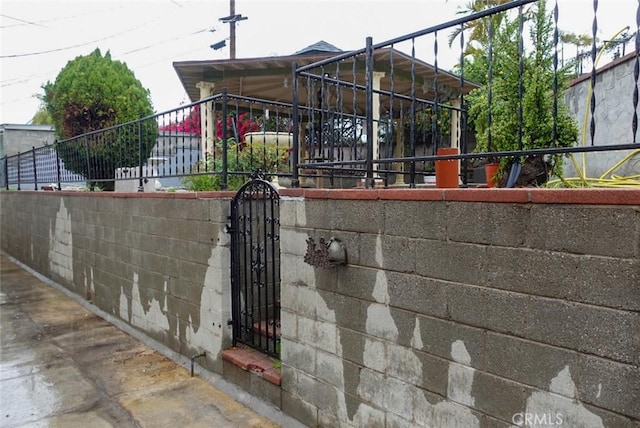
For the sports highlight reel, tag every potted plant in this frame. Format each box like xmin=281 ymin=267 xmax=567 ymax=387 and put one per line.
xmin=465 ymin=1 xmax=579 ymax=187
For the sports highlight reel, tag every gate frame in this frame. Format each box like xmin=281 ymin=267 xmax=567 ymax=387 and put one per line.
xmin=228 ymin=173 xmax=281 ymax=358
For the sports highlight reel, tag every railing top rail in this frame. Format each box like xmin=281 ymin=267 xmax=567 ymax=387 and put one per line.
xmin=296 ymin=0 xmax=538 ymax=74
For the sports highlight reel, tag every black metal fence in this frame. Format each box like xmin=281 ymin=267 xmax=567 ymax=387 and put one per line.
xmin=2 ymin=0 xmax=639 ymax=191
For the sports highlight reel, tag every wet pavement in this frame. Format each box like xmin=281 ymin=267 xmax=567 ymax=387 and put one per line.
xmin=0 ymin=254 xmax=290 ymax=428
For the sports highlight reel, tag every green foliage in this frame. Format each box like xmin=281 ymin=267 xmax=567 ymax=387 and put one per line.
xmin=181 ymin=140 xmax=290 ymax=191
xmin=42 ymin=49 xmax=156 ymax=190
xmin=466 ymin=1 xmax=579 ymax=179
xmin=30 ymin=105 xmax=53 ymax=125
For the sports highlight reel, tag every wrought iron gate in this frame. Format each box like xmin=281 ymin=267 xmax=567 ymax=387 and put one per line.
xmin=229 ymin=175 xmax=281 ymax=358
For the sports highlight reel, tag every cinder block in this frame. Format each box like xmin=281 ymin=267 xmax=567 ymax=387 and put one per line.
xmin=384 ymin=201 xmax=447 ymax=241
xmin=297 ymin=373 xmax=339 ymax=411
xmin=334 ymin=201 xmax=384 ymax=233
xmin=315 ymin=320 xmax=337 ymax=354
xmin=280 ymin=364 xmax=298 ymax=395
xmin=300 ymin=199 xmax=336 ymax=229
xmin=316 ymin=349 xmax=353 ymax=389
xmin=403 ymin=316 xmax=487 ymax=368
xmin=335 ymin=265 xmax=378 ymax=302
xmin=359 ymin=234 xmax=416 ymax=273
xmin=577 ymin=354 xmax=640 ymax=419
xmin=281 ymin=338 xmax=316 ymax=375
xmin=447 ymin=202 xmax=531 ymax=247
xmin=387 ymin=271 xmax=448 ymax=318
xmin=527 ymin=298 xmax=639 ymax=364
xmin=576 ymin=256 xmax=640 ymax=311
xmin=526 ymin=205 xmax=639 ymax=258
xmin=482 ymin=246 xmax=579 ymax=300
xmin=387 ymin=344 xmax=448 ymax=396
xmin=484 ymin=332 xmax=579 ymax=390
xmin=471 ymin=371 xmax=531 ymax=422
xmin=337 ymin=327 xmax=367 ymax=367
xmin=282 ymin=390 xmax=318 ymax=428
xmin=317 ymin=290 xmax=368 ymax=335
xmin=415 ymin=239 xmax=488 ymax=286
xmin=447 ymin=283 xmax=530 ymax=337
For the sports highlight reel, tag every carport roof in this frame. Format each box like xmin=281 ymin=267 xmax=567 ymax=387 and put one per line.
xmin=172 ymin=43 xmax=479 ymax=115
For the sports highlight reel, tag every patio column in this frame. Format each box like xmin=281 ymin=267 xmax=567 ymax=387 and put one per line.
xmin=196 ymin=81 xmax=216 ymax=159
xmin=393 ymin=117 xmax=406 ymax=186
xmin=372 ymin=71 xmax=385 ymax=180
xmin=449 ymin=98 xmax=461 ymax=149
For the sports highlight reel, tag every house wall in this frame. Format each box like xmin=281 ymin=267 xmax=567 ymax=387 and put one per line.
xmin=564 ymin=53 xmax=640 ymax=178
xmin=0 ymin=124 xmax=55 ymax=158
xmin=1 ymin=188 xmax=639 ymax=427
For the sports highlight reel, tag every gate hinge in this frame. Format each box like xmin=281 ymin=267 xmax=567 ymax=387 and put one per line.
xmin=224 ymin=224 xmax=234 ymax=234
xmin=227 ymin=319 xmax=233 ymax=326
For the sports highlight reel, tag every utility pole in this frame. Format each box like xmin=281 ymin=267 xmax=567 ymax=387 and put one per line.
xmin=216 ymin=0 xmax=247 ymax=59
xmin=229 ymin=0 xmax=236 ymax=59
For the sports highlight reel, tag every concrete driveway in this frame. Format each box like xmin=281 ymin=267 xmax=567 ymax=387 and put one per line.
xmin=0 ymin=254 xmax=290 ymax=428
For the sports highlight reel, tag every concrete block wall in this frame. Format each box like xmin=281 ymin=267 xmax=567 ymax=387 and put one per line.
xmin=564 ymin=52 xmax=640 ymax=178
xmin=1 ymin=188 xmax=639 ymax=427
xmin=277 ymin=189 xmax=640 ymax=428
xmin=0 ymin=191 xmax=235 ymax=373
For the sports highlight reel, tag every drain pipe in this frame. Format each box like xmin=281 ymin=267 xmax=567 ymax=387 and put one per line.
xmin=190 ymin=352 xmax=206 ymax=377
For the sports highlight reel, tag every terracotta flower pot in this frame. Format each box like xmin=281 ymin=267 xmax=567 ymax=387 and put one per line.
xmin=435 ymin=148 xmax=460 ymax=188
xmin=485 ymin=162 xmax=500 ymax=188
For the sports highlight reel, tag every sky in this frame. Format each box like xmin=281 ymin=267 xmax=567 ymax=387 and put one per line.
xmin=1 ymin=0 xmax=637 ymax=125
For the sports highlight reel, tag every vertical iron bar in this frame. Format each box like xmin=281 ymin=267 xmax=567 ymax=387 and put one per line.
xmin=85 ymin=133 xmax=91 ymax=188
xmin=432 ymin=31 xmax=440 ymax=152
xmin=17 ymin=152 xmax=21 ymax=191
xmin=31 ymin=146 xmax=37 ymax=190
xmin=633 ymin=0 xmax=640 ymax=143
xmin=518 ymin=6 xmax=525 ymax=151
xmin=292 ymin=63 xmax=300 ymax=187
xmin=222 ymin=89 xmax=229 ymax=189
xmin=261 ymin=185 xmax=268 ymax=352
xmin=3 ymin=156 xmax=8 ymax=190
xmin=138 ymin=116 xmax=144 ymax=192
xmin=389 ymin=45 xmax=396 ymax=185
xmin=459 ymin=22 xmax=468 ymax=187
xmin=552 ymin=0 xmax=560 ymax=145
xmin=589 ymin=0 xmax=599 ymax=146
xmin=365 ymin=36 xmax=374 ymax=188
xmin=487 ymin=13 xmax=494 ymax=153
xmin=409 ymin=38 xmax=417 ymax=187
xmin=55 ymin=142 xmax=61 ymax=190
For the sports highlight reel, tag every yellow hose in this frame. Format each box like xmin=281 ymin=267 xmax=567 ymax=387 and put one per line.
xmin=547 ymin=26 xmax=640 ymax=188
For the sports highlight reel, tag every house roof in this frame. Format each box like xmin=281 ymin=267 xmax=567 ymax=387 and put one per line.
xmin=293 ymin=40 xmax=343 ymax=55
xmin=172 ymin=44 xmax=479 ymax=116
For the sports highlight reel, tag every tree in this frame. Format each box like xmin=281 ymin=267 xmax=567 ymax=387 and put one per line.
xmin=30 ymin=105 xmax=53 ymax=125
xmin=465 ymin=0 xmax=579 ymax=185
xmin=42 ymin=48 xmax=156 ymax=190
xmin=448 ymin=0 xmax=513 ymax=55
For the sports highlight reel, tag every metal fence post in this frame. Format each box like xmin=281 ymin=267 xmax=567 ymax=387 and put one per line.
xmin=2 ymin=157 xmax=7 ymax=190
xmin=84 ymin=133 xmax=91 ymax=189
xmin=31 ymin=146 xmax=38 ymax=191
xmin=138 ymin=117 xmax=144 ymax=192
xmin=17 ymin=152 xmax=21 ymax=190
xmin=291 ymin=62 xmax=300 ymax=188
xmin=55 ymin=141 xmax=62 ymax=190
xmin=365 ymin=36 xmax=374 ymax=188
xmin=221 ymin=88 xmax=228 ymax=190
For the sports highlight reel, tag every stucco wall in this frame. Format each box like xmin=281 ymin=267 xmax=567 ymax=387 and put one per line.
xmin=564 ymin=53 xmax=640 ymax=178
xmin=1 ymin=189 xmax=639 ymax=427
xmin=0 ymin=124 xmax=55 ymax=158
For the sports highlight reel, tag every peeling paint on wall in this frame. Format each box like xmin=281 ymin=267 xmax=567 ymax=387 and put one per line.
xmin=48 ymin=198 xmax=73 ymax=283
xmin=522 ymin=366 xmax=604 ymax=428
xmin=185 ymin=229 xmax=232 ymax=361
xmin=130 ymin=272 xmax=170 ymax=332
